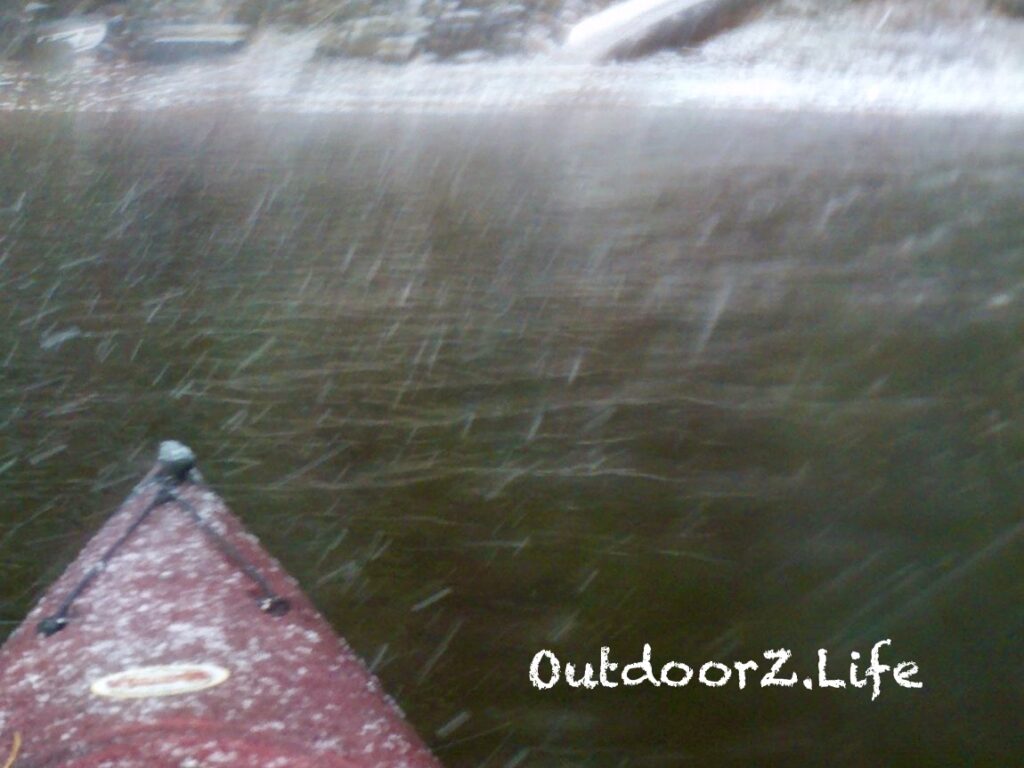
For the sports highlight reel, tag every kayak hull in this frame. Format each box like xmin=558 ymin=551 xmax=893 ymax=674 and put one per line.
xmin=0 ymin=456 xmax=441 ymax=768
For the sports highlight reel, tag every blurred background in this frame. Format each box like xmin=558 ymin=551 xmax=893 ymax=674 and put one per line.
xmin=1 ymin=1 xmax=1022 ymax=766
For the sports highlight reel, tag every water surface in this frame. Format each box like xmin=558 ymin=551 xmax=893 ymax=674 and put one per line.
xmin=1 ymin=107 xmax=1022 ymax=766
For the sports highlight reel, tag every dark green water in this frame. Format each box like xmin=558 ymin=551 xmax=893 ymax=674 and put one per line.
xmin=1 ymin=108 xmax=1022 ymax=766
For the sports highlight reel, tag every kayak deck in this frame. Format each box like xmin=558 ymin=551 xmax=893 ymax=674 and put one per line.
xmin=0 ymin=444 xmax=441 ymax=767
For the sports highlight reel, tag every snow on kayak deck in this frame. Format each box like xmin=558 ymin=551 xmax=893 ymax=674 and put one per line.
xmin=0 ymin=471 xmax=441 ymax=767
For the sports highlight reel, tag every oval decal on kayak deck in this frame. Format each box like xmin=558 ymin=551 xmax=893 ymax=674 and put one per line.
xmin=90 ymin=663 xmax=230 ymax=699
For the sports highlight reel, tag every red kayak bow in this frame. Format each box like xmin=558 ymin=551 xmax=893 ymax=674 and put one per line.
xmin=0 ymin=442 xmax=442 ymax=768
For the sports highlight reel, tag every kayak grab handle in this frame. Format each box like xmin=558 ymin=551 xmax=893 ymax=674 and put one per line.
xmin=37 ymin=442 xmax=289 ymax=637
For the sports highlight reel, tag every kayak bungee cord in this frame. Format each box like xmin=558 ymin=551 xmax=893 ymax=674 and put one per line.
xmin=36 ymin=480 xmax=173 ymax=637
xmin=164 ymin=487 xmax=290 ymax=617
xmin=37 ymin=441 xmax=288 ymax=638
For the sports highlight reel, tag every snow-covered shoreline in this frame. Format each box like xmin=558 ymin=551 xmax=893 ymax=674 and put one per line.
xmin=2 ymin=6 xmax=1024 ymax=117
